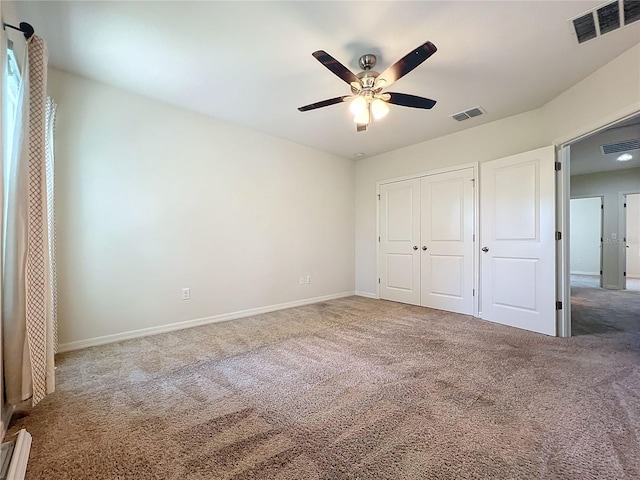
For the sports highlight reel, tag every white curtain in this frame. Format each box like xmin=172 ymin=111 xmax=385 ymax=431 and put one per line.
xmin=2 ymin=35 xmax=56 ymax=406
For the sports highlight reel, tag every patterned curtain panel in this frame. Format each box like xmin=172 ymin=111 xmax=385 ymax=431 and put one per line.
xmin=25 ymin=36 xmax=56 ymax=406
xmin=2 ymin=35 xmax=56 ymax=406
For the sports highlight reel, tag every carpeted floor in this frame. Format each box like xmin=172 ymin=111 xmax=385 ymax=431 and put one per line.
xmin=571 ymin=274 xmax=640 ymax=335
xmin=6 ymin=296 xmax=640 ymax=479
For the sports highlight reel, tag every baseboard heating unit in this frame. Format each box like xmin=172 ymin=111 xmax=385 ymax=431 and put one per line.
xmin=0 ymin=430 xmax=31 ymax=480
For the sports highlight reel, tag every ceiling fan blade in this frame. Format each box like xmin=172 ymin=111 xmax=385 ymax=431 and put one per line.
xmin=377 ymin=41 xmax=437 ymax=87
xmin=312 ymin=50 xmax=360 ymax=85
xmin=387 ymin=92 xmax=436 ymax=109
xmin=298 ymin=96 xmax=348 ymax=112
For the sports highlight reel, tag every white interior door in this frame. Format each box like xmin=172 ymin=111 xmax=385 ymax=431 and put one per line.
xmin=379 ymin=179 xmax=421 ymax=305
xmin=480 ymin=146 xmax=556 ymax=335
xmin=420 ymin=168 xmax=475 ymax=315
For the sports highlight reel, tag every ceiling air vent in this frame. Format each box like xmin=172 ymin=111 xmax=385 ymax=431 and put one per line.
xmin=600 ymin=138 xmax=640 ymax=154
xmin=450 ymin=106 xmax=486 ymax=122
xmin=624 ymin=0 xmax=640 ymax=24
xmin=573 ymin=12 xmax=598 ymax=43
xmin=571 ymin=0 xmax=639 ymax=44
xmin=597 ymin=1 xmax=621 ymax=34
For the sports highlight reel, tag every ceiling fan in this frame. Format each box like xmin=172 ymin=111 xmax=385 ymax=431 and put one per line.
xmin=298 ymin=41 xmax=438 ymax=132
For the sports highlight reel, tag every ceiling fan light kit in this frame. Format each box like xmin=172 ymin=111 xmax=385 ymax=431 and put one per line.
xmin=298 ymin=41 xmax=438 ymax=132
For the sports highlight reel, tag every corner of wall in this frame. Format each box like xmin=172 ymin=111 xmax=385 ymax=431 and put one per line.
xmin=541 ymin=43 xmax=640 ymax=145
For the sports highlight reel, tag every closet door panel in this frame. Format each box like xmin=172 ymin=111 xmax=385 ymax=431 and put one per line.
xmin=379 ymin=179 xmax=421 ymax=305
xmin=421 ymin=168 xmax=474 ymax=314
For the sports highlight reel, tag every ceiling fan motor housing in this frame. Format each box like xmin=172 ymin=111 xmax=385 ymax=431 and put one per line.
xmin=358 ymin=54 xmax=377 ymax=70
xmin=354 ymin=54 xmax=380 ymax=91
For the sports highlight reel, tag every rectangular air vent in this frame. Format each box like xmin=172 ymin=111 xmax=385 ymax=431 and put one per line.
xmin=597 ymin=1 xmax=620 ymax=34
xmin=570 ymin=0 xmax=637 ymax=44
xmin=573 ymin=12 xmax=597 ymax=43
xmin=450 ymin=106 xmax=486 ymax=122
xmin=624 ymin=0 xmax=640 ymax=24
xmin=600 ymin=138 xmax=640 ymax=154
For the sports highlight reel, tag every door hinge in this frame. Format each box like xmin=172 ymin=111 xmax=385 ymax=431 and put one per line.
xmin=378 ymin=236 xmax=381 ymax=242
xmin=554 ymin=161 xmax=561 ymax=171
xmin=555 ymin=231 xmax=561 ymax=241
xmin=624 ymin=203 xmax=627 ymax=208
xmin=556 ymin=301 xmax=563 ymax=310
xmin=471 ymin=178 xmax=475 ymax=185
xmin=472 ymin=289 xmax=475 ymax=296
xmin=473 ymin=234 xmax=475 ymax=242
xmin=378 ymin=278 xmax=381 ymax=284
xmin=377 ymin=194 xmax=381 ymax=200
xmin=624 ymin=271 xmax=626 ymax=277
xmin=600 ymin=270 xmax=603 ymax=275
xmin=601 ymin=204 xmax=604 ymax=209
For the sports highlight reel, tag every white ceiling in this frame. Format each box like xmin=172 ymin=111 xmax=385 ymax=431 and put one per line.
xmin=15 ymin=1 xmax=640 ymax=159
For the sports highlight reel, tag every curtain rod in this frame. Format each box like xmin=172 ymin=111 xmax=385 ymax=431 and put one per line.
xmin=3 ymin=22 xmax=35 ymax=40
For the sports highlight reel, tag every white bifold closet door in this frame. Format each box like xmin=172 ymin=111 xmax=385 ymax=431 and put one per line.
xmin=379 ymin=168 xmax=475 ymax=315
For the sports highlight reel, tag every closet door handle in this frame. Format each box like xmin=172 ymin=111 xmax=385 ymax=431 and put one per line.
xmin=422 ymin=246 xmax=427 ymax=251
xmin=413 ymin=245 xmax=418 ymax=251
xmin=482 ymin=247 xmax=489 ymax=253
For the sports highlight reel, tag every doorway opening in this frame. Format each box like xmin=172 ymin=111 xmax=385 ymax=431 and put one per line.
xmin=565 ymin=114 xmax=640 ymax=336
xmin=625 ymin=193 xmax=640 ymax=292
xmin=570 ymin=196 xmax=603 ymax=290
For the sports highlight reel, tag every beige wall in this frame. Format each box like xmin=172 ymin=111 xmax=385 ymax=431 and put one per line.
xmin=571 ymin=168 xmax=640 ymax=289
xmin=49 ymin=69 xmax=355 ymax=347
xmin=542 ymin=44 xmax=640 ymax=145
xmin=355 ymin=43 xmax=640 ymax=295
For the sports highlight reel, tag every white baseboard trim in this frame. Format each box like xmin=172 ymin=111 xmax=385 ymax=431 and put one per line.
xmin=6 ymin=429 xmax=31 ymax=480
xmin=355 ymin=291 xmax=378 ymax=299
xmin=58 ymin=291 xmax=356 ymax=353
xmin=628 ymin=275 xmax=640 ymax=279
xmin=570 ymin=271 xmax=600 ymax=276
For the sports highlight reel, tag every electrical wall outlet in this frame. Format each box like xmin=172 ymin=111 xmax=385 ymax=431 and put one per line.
xmin=306 ymin=275 xmax=312 ymax=284
xmin=182 ymin=288 xmax=190 ymax=300
xmin=299 ymin=276 xmax=305 ymax=285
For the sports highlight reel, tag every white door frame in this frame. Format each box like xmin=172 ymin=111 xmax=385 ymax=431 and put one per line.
xmin=557 ymin=110 xmax=640 ymax=337
xmin=376 ymin=162 xmax=479 ymax=317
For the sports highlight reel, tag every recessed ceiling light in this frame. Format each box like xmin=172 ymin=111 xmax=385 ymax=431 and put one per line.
xmin=354 ymin=153 xmax=365 ymax=157
xmin=617 ymin=153 xmax=633 ymax=161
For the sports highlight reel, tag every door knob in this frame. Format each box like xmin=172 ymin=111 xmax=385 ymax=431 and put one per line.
xmin=482 ymin=247 xmax=489 ymax=252
xmin=422 ymin=246 xmax=427 ymax=251
xmin=413 ymin=245 xmax=418 ymax=250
